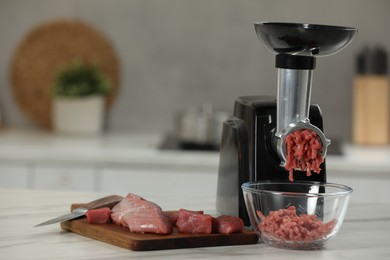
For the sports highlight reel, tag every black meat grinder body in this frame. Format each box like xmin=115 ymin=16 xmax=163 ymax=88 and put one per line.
xmin=216 ymin=96 xmax=326 ymax=225
xmin=216 ymin=22 xmax=357 ymax=226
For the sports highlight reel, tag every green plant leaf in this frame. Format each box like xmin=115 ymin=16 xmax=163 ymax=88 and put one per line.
xmin=53 ymin=61 xmax=111 ymax=97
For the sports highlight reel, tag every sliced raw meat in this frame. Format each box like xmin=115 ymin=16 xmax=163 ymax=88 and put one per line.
xmin=212 ymin=215 xmax=244 ymax=234
xmin=176 ymin=209 xmax=212 ymax=234
xmin=257 ymin=206 xmax=337 ymax=242
xmin=86 ymin=207 xmax=111 ymax=224
xmin=285 ymin=129 xmax=324 ymax=182
xmin=111 ymin=193 xmax=172 ymax=234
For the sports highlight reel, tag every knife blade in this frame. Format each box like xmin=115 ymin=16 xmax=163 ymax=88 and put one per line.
xmin=34 ymin=195 xmax=123 ymax=227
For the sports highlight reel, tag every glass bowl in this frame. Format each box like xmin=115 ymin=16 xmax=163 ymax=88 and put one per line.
xmin=241 ymin=181 xmax=352 ymax=250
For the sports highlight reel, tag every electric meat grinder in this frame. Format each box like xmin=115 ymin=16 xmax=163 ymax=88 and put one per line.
xmin=216 ymin=22 xmax=357 ymax=225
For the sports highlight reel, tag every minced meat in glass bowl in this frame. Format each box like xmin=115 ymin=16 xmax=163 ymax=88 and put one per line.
xmin=241 ymin=181 xmax=352 ymax=250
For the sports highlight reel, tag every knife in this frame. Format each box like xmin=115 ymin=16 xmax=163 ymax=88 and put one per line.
xmin=34 ymin=195 xmax=123 ymax=227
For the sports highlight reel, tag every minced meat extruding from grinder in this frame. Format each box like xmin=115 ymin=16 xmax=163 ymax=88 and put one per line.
xmin=285 ymin=129 xmax=324 ymax=182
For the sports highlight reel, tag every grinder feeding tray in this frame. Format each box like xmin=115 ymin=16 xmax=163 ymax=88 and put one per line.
xmin=216 ymin=22 xmax=357 ymax=225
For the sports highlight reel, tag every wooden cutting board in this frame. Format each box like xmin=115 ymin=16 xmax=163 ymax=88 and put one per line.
xmin=60 ymin=203 xmax=259 ymax=251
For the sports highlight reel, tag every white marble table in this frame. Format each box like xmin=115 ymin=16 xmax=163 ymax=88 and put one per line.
xmin=1 ymin=189 xmax=389 ymax=259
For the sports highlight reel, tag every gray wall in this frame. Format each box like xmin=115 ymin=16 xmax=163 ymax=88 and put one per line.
xmin=1 ymin=0 xmax=389 ymax=141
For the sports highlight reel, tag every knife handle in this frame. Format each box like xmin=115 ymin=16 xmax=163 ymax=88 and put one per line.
xmin=70 ymin=195 xmax=123 ymax=212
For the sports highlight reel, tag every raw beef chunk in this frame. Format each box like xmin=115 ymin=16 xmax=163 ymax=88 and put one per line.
xmin=164 ymin=210 xmax=204 ymax=226
xmin=111 ymin=193 xmax=172 ymax=234
xmin=86 ymin=207 xmax=111 ymax=224
xmin=176 ymin=209 xmax=212 ymax=234
xmin=212 ymin=215 xmax=244 ymax=234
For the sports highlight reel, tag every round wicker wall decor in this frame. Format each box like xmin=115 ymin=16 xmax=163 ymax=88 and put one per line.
xmin=10 ymin=19 xmax=120 ymax=129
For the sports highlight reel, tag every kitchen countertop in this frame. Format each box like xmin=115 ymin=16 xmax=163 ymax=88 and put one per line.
xmin=0 ymin=129 xmax=219 ymax=170
xmin=1 ymin=129 xmax=390 ymax=203
xmin=0 ymin=129 xmax=390 ymax=175
xmin=1 ymin=189 xmax=390 ymax=259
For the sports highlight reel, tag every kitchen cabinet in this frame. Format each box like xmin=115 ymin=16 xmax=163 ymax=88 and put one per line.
xmin=0 ymin=130 xmax=390 ymax=205
xmin=0 ymin=163 xmax=30 ymax=189
xmin=33 ymin=164 xmax=97 ymax=191
xmin=328 ymin=174 xmax=390 ymax=204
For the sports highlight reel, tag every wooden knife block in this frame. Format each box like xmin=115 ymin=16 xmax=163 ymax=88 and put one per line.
xmin=353 ymin=75 xmax=389 ymax=145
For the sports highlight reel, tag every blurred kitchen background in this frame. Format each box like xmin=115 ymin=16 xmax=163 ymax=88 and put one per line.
xmin=0 ymin=0 xmax=388 ymax=140
xmin=0 ymin=0 xmax=389 ymax=202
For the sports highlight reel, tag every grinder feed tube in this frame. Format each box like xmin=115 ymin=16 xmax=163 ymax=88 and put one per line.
xmin=273 ymin=54 xmax=330 ymax=181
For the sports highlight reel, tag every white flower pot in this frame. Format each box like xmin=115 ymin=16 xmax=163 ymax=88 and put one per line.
xmin=53 ymin=96 xmax=105 ymax=135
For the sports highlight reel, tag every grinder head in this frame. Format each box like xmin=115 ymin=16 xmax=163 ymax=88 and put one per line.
xmin=254 ymin=22 xmax=357 ymax=167
xmin=254 ymin=22 xmax=357 ymax=57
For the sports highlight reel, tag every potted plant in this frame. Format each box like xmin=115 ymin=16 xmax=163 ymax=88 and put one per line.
xmin=52 ymin=61 xmax=111 ymax=134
